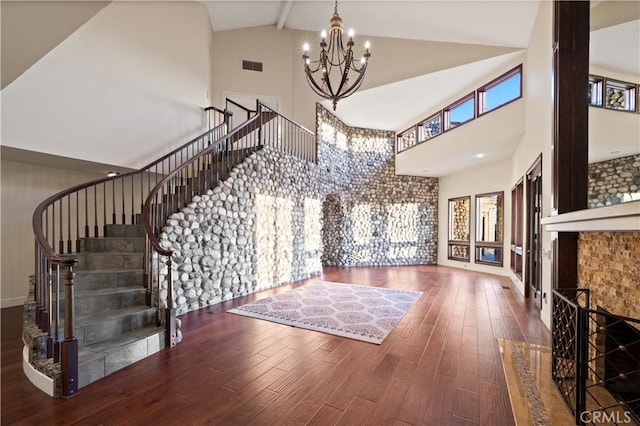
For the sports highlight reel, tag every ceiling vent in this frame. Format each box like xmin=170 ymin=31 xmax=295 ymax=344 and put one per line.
xmin=242 ymin=60 xmax=263 ymax=72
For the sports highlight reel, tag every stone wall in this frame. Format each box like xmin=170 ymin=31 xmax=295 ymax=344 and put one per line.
xmin=578 ymin=231 xmax=640 ymax=319
xmin=588 ymin=154 xmax=640 ymax=208
xmin=158 ymin=148 xmax=323 ymax=315
xmin=316 ymin=104 xmax=438 ymax=267
xmin=159 ymin=104 xmax=439 ymax=315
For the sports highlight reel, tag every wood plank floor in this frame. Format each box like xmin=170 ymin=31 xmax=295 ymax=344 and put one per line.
xmin=1 ymin=265 xmax=550 ymax=425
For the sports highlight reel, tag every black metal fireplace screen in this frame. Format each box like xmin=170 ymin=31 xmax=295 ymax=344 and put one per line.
xmin=553 ymin=289 xmax=640 ymax=425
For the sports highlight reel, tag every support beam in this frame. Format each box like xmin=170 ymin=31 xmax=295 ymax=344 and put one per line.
xmin=552 ymin=0 xmax=589 ymax=290
xmin=277 ymin=0 xmax=294 ymax=30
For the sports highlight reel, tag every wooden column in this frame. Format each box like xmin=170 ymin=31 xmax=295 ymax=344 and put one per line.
xmin=552 ymin=0 xmax=590 ymax=290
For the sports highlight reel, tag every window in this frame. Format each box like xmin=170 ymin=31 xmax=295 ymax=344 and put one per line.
xmin=588 ymin=75 xmax=604 ymax=107
xmin=444 ymin=94 xmax=475 ymax=131
xmin=475 ymin=192 xmax=504 ymax=266
xmin=397 ymin=127 xmax=417 ymax=153
xmin=478 ymin=65 xmax=522 ymax=115
xmin=418 ymin=112 xmax=442 ymax=142
xmin=448 ymin=196 xmax=470 ymax=262
xmin=604 ymin=78 xmax=637 ymax=112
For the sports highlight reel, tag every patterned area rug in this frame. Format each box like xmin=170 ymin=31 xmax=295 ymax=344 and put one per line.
xmin=227 ymin=281 xmax=422 ymax=344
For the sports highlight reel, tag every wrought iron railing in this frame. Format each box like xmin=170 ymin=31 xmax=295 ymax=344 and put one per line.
xmin=553 ymin=288 xmax=640 ymax=425
xmin=31 ymin=106 xmax=230 ymax=396
xmin=144 ymin=100 xmax=316 ymax=347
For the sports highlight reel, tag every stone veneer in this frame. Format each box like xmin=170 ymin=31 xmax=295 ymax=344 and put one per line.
xmin=577 ymin=231 xmax=640 ymax=385
xmin=588 ymin=154 xmax=640 ymax=208
xmin=158 ymin=104 xmax=438 ymax=315
xmin=578 ymin=231 xmax=640 ymax=319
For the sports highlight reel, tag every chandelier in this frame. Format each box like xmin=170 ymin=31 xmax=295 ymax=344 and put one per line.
xmin=302 ymin=0 xmax=371 ymax=110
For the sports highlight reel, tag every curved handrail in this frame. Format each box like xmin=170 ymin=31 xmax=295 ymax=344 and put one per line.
xmin=33 ymin=109 xmax=231 ymax=258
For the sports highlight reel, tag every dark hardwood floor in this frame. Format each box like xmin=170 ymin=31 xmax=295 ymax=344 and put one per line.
xmin=1 ymin=265 xmax=550 ymax=425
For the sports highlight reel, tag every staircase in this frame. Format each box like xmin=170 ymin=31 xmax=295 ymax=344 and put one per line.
xmin=74 ymin=222 xmax=163 ymax=389
xmin=23 ymin=220 xmax=163 ymax=396
xmin=25 ymin=100 xmax=316 ymax=397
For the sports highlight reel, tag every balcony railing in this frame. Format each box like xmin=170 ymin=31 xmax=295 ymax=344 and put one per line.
xmin=552 ymin=288 xmax=640 ymax=425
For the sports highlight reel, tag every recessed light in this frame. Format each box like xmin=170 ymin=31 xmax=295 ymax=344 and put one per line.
xmin=610 ymin=150 xmax=620 ymax=154
xmin=106 ymin=171 xmax=120 ymax=177
xmin=475 ymin=153 xmax=485 ymax=159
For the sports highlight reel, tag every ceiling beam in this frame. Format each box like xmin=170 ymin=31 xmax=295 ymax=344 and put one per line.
xmin=276 ymin=0 xmax=294 ymax=30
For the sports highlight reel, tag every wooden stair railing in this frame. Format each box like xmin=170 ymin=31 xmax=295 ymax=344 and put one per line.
xmin=144 ymin=100 xmax=316 ymax=347
xmin=31 ymin=106 xmax=230 ymax=397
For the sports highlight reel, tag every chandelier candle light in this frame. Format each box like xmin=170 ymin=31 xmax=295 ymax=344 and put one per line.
xmin=302 ymin=0 xmax=371 ymax=110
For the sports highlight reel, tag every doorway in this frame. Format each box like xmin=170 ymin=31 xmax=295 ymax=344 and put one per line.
xmin=526 ymin=156 xmax=543 ymax=309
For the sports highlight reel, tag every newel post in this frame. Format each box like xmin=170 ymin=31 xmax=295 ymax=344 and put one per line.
xmin=165 ymin=256 xmax=177 ymax=347
xmin=257 ymin=101 xmax=264 ymax=146
xmin=61 ymin=259 xmax=79 ymax=397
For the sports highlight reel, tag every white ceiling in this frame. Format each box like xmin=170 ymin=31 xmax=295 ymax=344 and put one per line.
xmin=204 ymin=1 xmax=540 ymax=48
xmin=590 ymin=19 xmax=640 ymax=77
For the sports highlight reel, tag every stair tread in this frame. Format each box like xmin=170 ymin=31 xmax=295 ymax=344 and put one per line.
xmin=75 ymin=268 xmax=143 ymax=274
xmin=78 ymin=326 xmax=164 ymax=363
xmin=76 ymin=251 xmax=143 ymax=256
xmin=74 ymin=286 xmax=146 ymax=297
xmin=82 ymin=236 xmax=144 ymax=240
xmin=56 ymin=285 xmax=145 ymax=299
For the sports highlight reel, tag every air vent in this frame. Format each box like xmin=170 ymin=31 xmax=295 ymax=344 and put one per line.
xmin=242 ymin=60 xmax=263 ymax=72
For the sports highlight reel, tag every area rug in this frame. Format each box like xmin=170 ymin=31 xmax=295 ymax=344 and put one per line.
xmin=227 ymin=281 xmax=422 ymax=344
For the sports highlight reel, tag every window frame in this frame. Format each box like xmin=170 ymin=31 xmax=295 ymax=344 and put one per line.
xmin=588 ymin=74 xmax=604 ymax=108
xmin=447 ymin=196 xmax=471 ymax=262
xmin=477 ymin=64 xmax=523 ymax=116
xmin=474 ymin=191 xmax=504 ymax=267
xmin=417 ymin=111 xmax=443 ymax=143
xmin=604 ymin=77 xmax=637 ymax=113
xmin=444 ymin=92 xmax=476 ymax=132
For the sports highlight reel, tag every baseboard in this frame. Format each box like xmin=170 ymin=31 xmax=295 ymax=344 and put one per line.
xmin=1 ymin=296 xmax=26 ymax=308
xmin=22 ymin=346 xmax=55 ymax=397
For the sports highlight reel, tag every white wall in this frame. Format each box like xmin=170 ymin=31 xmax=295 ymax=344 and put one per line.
xmin=588 ymin=65 xmax=640 ymax=163
xmin=509 ymin=0 xmax=554 ymax=328
xmin=438 ymin=159 xmax=513 ymax=278
xmin=0 ymin=160 xmax=104 ymax=307
xmin=1 ymin=2 xmax=211 ymax=169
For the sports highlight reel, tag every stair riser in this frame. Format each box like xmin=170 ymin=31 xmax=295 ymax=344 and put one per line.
xmin=104 ymin=224 xmax=145 ymax=238
xmin=77 ymin=253 xmax=143 ymax=270
xmin=79 ymin=330 xmax=164 ymax=389
xmin=74 ymin=270 xmax=144 ymax=291
xmin=64 ymin=290 xmax=148 ymax=317
xmin=78 ymin=309 xmax=157 ymax=347
xmin=79 ymin=238 xmax=145 ymax=253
